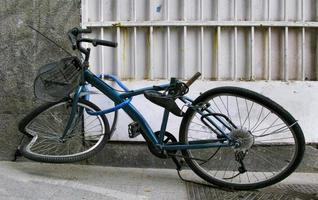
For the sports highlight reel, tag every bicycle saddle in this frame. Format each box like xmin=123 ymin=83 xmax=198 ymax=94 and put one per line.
xmin=144 ymin=91 xmax=184 ymax=117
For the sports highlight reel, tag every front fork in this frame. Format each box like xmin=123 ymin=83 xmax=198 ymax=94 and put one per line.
xmin=60 ymin=85 xmax=83 ymax=140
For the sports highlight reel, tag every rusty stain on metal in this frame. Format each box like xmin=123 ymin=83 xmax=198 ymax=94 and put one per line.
xmin=112 ymin=22 xmax=122 ymax=27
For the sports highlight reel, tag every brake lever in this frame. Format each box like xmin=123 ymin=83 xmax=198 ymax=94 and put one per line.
xmin=68 ymin=28 xmax=79 ymax=50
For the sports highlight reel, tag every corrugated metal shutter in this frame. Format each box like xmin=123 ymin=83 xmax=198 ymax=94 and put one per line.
xmin=81 ymin=0 xmax=318 ymax=142
xmin=82 ymin=0 xmax=318 ymax=81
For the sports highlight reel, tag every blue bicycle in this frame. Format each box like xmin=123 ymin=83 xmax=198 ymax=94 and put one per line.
xmin=18 ymin=27 xmax=305 ymax=190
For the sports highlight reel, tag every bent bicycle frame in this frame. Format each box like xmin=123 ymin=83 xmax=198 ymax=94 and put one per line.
xmin=68 ymin=69 xmax=237 ymax=152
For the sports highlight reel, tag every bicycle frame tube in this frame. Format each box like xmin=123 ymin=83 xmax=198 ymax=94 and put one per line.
xmin=61 ymin=85 xmax=83 ymax=140
xmin=84 ymin=70 xmax=166 ymax=145
xmin=84 ymin=70 xmax=235 ymax=150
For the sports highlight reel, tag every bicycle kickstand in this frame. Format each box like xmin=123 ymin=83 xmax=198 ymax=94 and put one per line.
xmin=171 ymin=156 xmax=183 ymax=171
xmin=12 ymin=135 xmax=26 ymax=161
xmin=12 ymin=148 xmax=22 ymax=162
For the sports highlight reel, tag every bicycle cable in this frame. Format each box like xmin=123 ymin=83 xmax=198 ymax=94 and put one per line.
xmin=176 ymin=170 xmax=236 ymax=192
xmin=171 ymin=147 xmax=236 ymax=191
xmin=27 ymin=24 xmax=73 ymax=56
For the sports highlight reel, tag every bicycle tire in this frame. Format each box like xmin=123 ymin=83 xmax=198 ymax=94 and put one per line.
xmin=179 ymin=86 xmax=305 ymax=190
xmin=19 ymin=98 xmax=110 ymax=163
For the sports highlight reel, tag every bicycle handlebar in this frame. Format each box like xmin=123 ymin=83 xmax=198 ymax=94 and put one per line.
xmin=185 ymin=72 xmax=201 ymax=87
xmin=78 ymin=28 xmax=92 ymax=34
xmin=93 ymin=39 xmax=118 ymax=48
xmin=78 ymin=38 xmax=118 ymax=48
xmin=67 ymin=27 xmax=117 ymax=50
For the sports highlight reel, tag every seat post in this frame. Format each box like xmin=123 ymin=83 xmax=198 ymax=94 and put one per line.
xmin=169 ymin=77 xmax=177 ymax=94
xmin=159 ymin=109 xmax=170 ymax=143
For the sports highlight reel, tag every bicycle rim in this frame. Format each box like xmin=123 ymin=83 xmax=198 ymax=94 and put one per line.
xmin=21 ymin=100 xmax=108 ymax=162
xmin=180 ymin=87 xmax=304 ymax=190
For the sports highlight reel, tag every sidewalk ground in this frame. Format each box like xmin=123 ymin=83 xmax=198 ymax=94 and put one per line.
xmin=0 ymin=161 xmax=317 ymax=200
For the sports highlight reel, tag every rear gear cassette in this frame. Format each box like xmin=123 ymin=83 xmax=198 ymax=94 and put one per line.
xmin=229 ymin=128 xmax=254 ymax=152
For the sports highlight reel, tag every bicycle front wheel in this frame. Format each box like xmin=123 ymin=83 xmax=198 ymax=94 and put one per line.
xmin=19 ymin=98 xmax=110 ymax=163
xmin=179 ymin=87 xmax=305 ymax=190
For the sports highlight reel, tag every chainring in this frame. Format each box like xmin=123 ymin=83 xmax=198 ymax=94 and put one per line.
xmin=148 ymin=131 xmax=177 ymax=158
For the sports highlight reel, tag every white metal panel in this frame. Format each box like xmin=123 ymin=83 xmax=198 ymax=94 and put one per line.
xmin=82 ymin=0 xmax=318 ymax=142
xmin=83 ymin=0 xmax=318 ymax=81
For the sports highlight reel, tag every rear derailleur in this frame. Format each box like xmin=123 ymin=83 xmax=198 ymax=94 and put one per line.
xmin=224 ymin=151 xmax=247 ymax=180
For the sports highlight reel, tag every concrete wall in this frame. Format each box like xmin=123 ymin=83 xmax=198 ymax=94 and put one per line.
xmin=0 ymin=0 xmax=81 ymax=160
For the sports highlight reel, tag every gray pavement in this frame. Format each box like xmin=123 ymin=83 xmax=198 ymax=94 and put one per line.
xmin=0 ymin=161 xmax=317 ymax=200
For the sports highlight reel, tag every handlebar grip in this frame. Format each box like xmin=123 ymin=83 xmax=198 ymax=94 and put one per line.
xmin=185 ymin=72 xmax=201 ymax=87
xmin=92 ymin=39 xmax=118 ymax=48
xmin=78 ymin=27 xmax=92 ymax=34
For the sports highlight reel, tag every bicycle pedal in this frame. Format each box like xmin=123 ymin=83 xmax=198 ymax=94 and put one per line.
xmin=128 ymin=122 xmax=143 ymax=138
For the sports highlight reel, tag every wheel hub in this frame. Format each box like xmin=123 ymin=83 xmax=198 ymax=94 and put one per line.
xmin=229 ymin=128 xmax=254 ymax=151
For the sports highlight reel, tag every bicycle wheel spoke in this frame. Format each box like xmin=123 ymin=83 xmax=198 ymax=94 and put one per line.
xmin=250 ymin=145 xmax=293 ymax=164
xmin=258 ymin=117 xmax=280 ymax=135
xmin=84 ymin=117 xmax=99 ymax=127
xmin=246 ymin=171 xmax=251 ymax=183
xmin=188 ymin=136 xmax=204 ymax=140
xmin=190 ymin=119 xmax=217 ymax=133
xmin=256 ymin=136 xmax=294 ymax=142
xmin=67 ymin=130 xmax=103 ymax=138
xmin=213 ymin=149 xmax=228 ymax=178
xmin=42 ymin=113 xmax=66 ymax=132
xmin=30 ymin=120 xmax=59 ymax=136
xmin=38 ymin=143 xmax=58 ymax=154
xmin=222 ymin=151 xmax=235 ymax=179
xmin=252 ymin=121 xmax=284 ymax=134
xmin=256 ymin=128 xmax=291 ymax=138
xmin=219 ymin=96 xmax=231 ymax=120
xmin=249 ymin=148 xmax=287 ymax=172
xmin=242 ymin=100 xmax=254 ymax=130
xmin=84 ymin=123 xmax=102 ymax=131
xmin=226 ymin=96 xmax=233 ymax=122
xmin=212 ymin=99 xmax=223 ymax=115
xmin=251 ymin=111 xmax=271 ymax=132
xmin=49 ymin=112 xmax=65 ymax=127
xmin=190 ymin=120 xmax=207 ymax=128
xmin=188 ymin=128 xmax=213 ymax=134
xmin=257 ymin=122 xmax=297 ymax=138
xmin=251 ymin=106 xmax=264 ymax=131
xmin=31 ymin=139 xmax=54 ymax=151
xmin=27 ymin=128 xmax=60 ymax=139
xmin=235 ymin=97 xmax=242 ymax=127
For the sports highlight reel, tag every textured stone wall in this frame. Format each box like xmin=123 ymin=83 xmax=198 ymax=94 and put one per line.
xmin=0 ymin=0 xmax=80 ymax=160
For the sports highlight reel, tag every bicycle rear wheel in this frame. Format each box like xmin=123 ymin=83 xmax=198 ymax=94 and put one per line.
xmin=19 ymin=98 xmax=110 ymax=163
xmin=179 ymin=87 xmax=305 ymax=190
